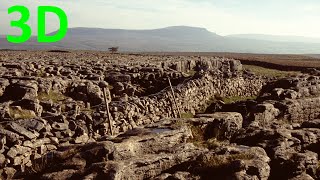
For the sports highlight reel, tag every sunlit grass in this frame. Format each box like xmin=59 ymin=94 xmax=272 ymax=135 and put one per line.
xmin=38 ymin=91 xmax=66 ymax=103
xmin=222 ymin=96 xmax=257 ymax=104
xmin=243 ymin=65 xmax=299 ymax=78
xmin=9 ymin=107 xmax=36 ymax=119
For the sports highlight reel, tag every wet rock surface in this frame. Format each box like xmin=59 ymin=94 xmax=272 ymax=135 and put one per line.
xmin=0 ymin=51 xmax=319 ymax=179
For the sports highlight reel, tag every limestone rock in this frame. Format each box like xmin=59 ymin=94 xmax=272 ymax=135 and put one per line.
xmin=196 ymin=112 xmax=243 ymax=140
xmin=8 ymin=122 xmax=38 ymax=140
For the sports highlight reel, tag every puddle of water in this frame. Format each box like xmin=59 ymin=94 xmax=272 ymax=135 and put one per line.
xmin=237 ymin=145 xmax=250 ymax=151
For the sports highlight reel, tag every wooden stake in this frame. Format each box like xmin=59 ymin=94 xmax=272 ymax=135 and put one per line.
xmin=103 ymin=87 xmax=113 ymax=135
xmin=168 ymin=78 xmax=181 ymax=118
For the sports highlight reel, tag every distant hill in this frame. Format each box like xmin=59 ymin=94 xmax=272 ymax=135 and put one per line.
xmin=228 ymin=34 xmax=320 ymax=44
xmin=1 ymin=26 xmax=320 ymax=54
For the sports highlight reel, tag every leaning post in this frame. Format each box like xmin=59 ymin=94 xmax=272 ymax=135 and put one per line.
xmin=103 ymin=87 xmax=113 ymax=136
xmin=168 ymin=77 xmax=181 ymax=118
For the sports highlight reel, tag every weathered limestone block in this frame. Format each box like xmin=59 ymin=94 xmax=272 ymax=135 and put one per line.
xmin=196 ymin=112 xmax=243 ymax=140
xmin=67 ymin=81 xmax=103 ymax=106
xmin=193 ymin=146 xmax=270 ymax=180
xmin=254 ymin=103 xmax=280 ymax=121
xmin=7 ymin=145 xmax=31 ymax=159
xmin=8 ymin=122 xmax=38 ymax=140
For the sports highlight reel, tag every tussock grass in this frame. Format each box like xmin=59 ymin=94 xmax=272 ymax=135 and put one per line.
xmin=222 ymin=96 xmax=257 ymax=104
xmin=198 ymin=152 xmax=255 ymax=169
xmin=38 ymin=91 xmax=66 ymax=103
xmin=9 ymin=107 xmax=36 ymax=119
xmin=180 ymin=112 xmax=194 ymax=118
xmin=186 ymin=70 xmax=197 ymax=76
xmin=243 ymin=65 xmax=299 ymax=78
xmin=172 ymin=120 xmax=225 ymax=150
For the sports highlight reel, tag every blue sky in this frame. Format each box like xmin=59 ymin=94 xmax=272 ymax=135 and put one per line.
xmin=1 ymin=0 xmax=320 ymax=37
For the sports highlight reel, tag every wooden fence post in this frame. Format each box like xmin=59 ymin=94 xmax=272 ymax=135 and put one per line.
xmin=168 ymin=78 xmax=181 ymax=118
xmin=103 ymin=87 xmax=113 ymax=135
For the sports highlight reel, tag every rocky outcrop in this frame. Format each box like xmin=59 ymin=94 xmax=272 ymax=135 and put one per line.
xmin=6 ymin=116 xmax=271 ymax=180
xmin=6 ymin=51 xmax=320 ymax=180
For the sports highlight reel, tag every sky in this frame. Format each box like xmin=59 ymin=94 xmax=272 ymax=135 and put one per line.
xmin=1 ymin=0 xmax=320 ymax=37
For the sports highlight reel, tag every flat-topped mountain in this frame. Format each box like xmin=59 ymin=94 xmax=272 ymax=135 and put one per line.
xmin=1 ymin=26 xmax=320 ymax=53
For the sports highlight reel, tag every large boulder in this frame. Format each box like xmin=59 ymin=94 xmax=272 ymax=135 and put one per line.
xmin=196 ymin=112 xmax=243 ymax=140
xmin=0 ymin=81 xmax=38 ymax=102
xmin=67 ymin=81 xmax=104 ymax=106
xmin=252 ymin=103 xmax=280 ymax=126
xmin=19 ymin=124 xmax=203 ymax=179
xmin=191 ymin=146 xmax=270 ymax=180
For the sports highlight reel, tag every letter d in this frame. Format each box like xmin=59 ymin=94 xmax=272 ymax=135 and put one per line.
xmin=38 ymin=6 xmax=68 ymax=43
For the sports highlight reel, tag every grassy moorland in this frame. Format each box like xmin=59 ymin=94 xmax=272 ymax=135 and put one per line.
xmin=146 ymin=52 xmax=320 ymax=71
xmin=243 ymin=65 xmax=300 ymax=78
xmin=2 ymin=50 xmax=319 ymax=71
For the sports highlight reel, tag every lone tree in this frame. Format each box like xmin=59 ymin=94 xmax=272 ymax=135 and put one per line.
xmin=108 ymin=47 xmax=119 ymax=54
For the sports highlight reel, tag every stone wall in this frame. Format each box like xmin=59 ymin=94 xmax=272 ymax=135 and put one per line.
xmin=105 ymin=66 xmax=266 ymax=134
xmin=0 ymin=56 xmax=268 ymax=174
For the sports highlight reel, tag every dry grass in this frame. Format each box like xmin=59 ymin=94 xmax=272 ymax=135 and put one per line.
xmin=243 ymin=65 xmax=299 ymax=78
xmin=206 ymin=138 xmax=222 ymax=149
xmin=80 ymin=107 xmax=95 ymax=114
xmin=149 ymin=52 xmax=320 ymax=69
xmin=189 ymin=124 xmax=205 ymax=143
xmin=186 ymin=70 xmax=197 ymax=76
xmin=108 ymin=84 xmax=114 ymax=90
xmin=171 ymin=120 xmax=204 ymax=143
xmin=222 ymin=95 xmax=257 ymax=104
xmin=9 ymin=107 xmax=36 ymax=119
xmin=38 ymin=91 xmax=66 ymax=103
xmin=180 ymin=112 xmax=194 ymax=118
xmin=199 ymin=152 xmax=255 ymax=169
xmin=36 ymin=71 xmax=45 ymax=77
xmin=175 ymin=121 xmax=225 ymax=150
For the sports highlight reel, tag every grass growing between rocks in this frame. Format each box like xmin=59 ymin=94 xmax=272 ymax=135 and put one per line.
xmin=180 ymin=112 xmax=194 ymax=118
xmin=38 ymin=91 xmax=66 ymax=103
xmin=108 ymin=84 xmax=114 ymax=90
xmin=222 ymin=96 xmax=257 ymax=104
xmin=80 ymin=107 xmax=95 ymax=114
xmin=172 ymin=120 xmax=226 ymax=150
xmin=186 ymin=70 xmax=197 ymax=76
xmin=9 ymin=107 xmax=36 ymax=120
xmin=243 ymin=65 xmax=299 ymax=78
xmin=36 ymin=70 xmax=46 ymax=78
xmin=197 ymin=152 xmax=255 ymax=169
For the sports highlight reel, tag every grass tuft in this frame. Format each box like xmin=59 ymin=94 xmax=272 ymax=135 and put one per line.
xmin=222 ymin=96 xmax=257 ymax=104
xmin=181 ymin=112 xmax=194 ymax=118
xmin=9 ymin=107 xmax=36 ymax=120
xmin=199 ymin=152 xmax=255 ymax=169
xmin=186 ymin=70 xmax=197 ymax=76
xmin=38 ymin=91 xmax=66 ymax=103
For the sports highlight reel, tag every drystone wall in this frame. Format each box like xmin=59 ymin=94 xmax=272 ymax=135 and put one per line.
xmin=0 ymin=56 xmax=268 ymax=175
xmin=104 ymin=62 xmax=266 ymax=134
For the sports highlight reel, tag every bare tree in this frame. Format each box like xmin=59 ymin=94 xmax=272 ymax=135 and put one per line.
xmin=108 ymin=47 xmax=119 ymax=54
